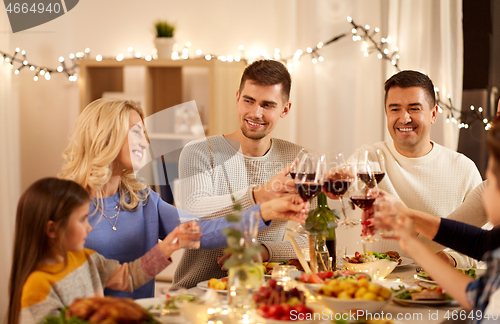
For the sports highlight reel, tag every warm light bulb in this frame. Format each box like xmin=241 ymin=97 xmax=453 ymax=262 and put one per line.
xmin=57 ymin=66 xmax=63 ymax=72
xmin=21 ymin=50 xmax=26 ymax=55
xmin=438 ymin=106 xmax=443 ymax=113
xmin=145 ymin=55 xmax=152 ymax=61
xmin=383 ymin=49 xmax=389 ymax=54
xmin=312 ymin=58 xmax=318 ymax=64
xmin=23 ymin=60 xmax=28 ymax=65
xmin=470 ymin=105 xmax=475 ymax=110
xmin=365 ymin=25 xmax=370 ymax=30
xmin=15 ymin=48 xmax=20 ymax=52
xmin=306 ymin=47 xmax=312 ymax=53
xmin=347 ymin=16 xmax=352 ymax=22
xmin=318 ymin=56 xmax=324 ymax=62
xmin=479 ymin=107 xmax=483 ymax=113
xmin=59 ymin=56 xmax=64 ymax=62
xmin=227 ymin=55 xmax=233 ymax=62
xmin=375 ymin=27 xmax=380 ymax=33
xmin=40 ymin=70 xmax=45 ymax=76
xmin=196 ymin=49 xmax=202 ymax=55
xmin=135 ymin=52 xmax=141 ymax=58
xmin=377 ymin=53 xmax=383 ymax=59
xmin=14 ymin=69 xmax=19 ymax=74
xmin=34 ymin=75 xmax=38 ymax=81
xmin=235 ymin=56 xmax=240 ymax=62
xmin=45 ymin=72 xmax=51 ymax=80
xmin=85 ymin=48 xmax=90 ymax=53
xmin=391 ymin=60 xmax=396 ymax=65
xmin=205 ymin=54 xmax=211 ymax=60
xmin=317 ymin=42 xmax=323 ymax=49
xmin=30 ymin=66 xmax=35 ymax=71
xmin=239 ymin=45 xmax=244 ymax=51
xmin=484 ymin=118 xmax=488 ymax=124
xmin=185 ymin=42 xmax=191 ymax=47
xmin=364 ymin=52 xmax=369 ymax=57
xmin=394 ymin=46 xmax=399 ymax=52
xmin=181 ymin=53 xmax=188 ymax=59
xmin=351 ymin=28 xmax=357 ymax=34
xmin=128 ymin=47 xmax=134 ymax=53
xmin=69 ymin=53 xmax=75 ymax=59
xmin=386 ymin=37 xmax=392 ymax=43
xmin=116 ymin=53 xmax=124 ymax=61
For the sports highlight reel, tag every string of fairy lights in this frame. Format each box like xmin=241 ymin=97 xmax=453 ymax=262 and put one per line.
xmin=0 ymin=16 xmax=493 ymax=129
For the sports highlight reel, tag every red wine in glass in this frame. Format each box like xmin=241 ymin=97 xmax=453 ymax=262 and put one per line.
xmin=295 ymin=183 xmax=323 ymax=201
xmin=358 ymin=172 xmax=385 ymax=185
xmin=323 ymin=179 xmax=352 ymax=198
xmin=290 ymin=171 xmax=296 ymax=179
xmin=350 ymin=196 xmax=376 ymax=209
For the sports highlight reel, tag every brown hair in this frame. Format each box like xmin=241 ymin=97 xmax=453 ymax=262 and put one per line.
xmin=8 ymin=178 xmax=89 ymax=324
xmin=238 ymin=59 xmax=292 ymax=104
xmin=384 ymin=70 xmax=436 ymax=107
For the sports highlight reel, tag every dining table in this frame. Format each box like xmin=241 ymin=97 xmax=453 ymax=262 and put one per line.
xmin=149 ymin=259 xmax=466 ymax=324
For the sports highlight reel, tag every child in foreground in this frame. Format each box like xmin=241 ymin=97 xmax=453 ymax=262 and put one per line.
xmin=7 ymin=177 xmax=199 ymax=324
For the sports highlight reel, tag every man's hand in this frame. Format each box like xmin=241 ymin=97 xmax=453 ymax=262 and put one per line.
xmin=217 ymin=253 xmax=231 ymax=272
xmin=217 ymin=245 xmax=270 ymax=271
xmin=253 ymin=165 xmax=297 ymax=204
xmin=260 ymin=195 xmax=309 ymax=223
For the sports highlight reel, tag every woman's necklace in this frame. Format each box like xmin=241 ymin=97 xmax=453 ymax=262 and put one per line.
xmin=101 ymin=205 xmax=120 ymax=231
xmin=92 ymin=199 xmax=121 ymax=231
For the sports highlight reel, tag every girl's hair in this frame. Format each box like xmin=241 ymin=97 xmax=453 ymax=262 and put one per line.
xmin=58 ymin=98 xmax=149 ymax=211
xmin=8 ymin=178 xmax=90 ymax=324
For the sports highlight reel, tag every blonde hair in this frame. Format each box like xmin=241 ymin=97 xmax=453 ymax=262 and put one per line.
xmin=59 ymin=98 xmax=149 ymax=211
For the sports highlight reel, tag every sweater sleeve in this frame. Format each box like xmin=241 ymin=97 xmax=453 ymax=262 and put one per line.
xmin=104 ymin=245 xmax=172 ymax=292
xmin=177 ymin=139 xmax=256 ymax=217
xmin=435 ymin=218 xmax=500 ymax=261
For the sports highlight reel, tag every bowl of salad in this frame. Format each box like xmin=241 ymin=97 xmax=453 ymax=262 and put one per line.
xmin=343 ymin=252 xmax=398 ymax=279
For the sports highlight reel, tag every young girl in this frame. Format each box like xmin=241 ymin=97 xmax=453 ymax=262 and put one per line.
xmin=376 ymin=116 xmax=500 ymax=323
xmin=7 ymin=177 xmax=197 ymax=324
xmin=58 ymin=98 xmax=309 ymax=299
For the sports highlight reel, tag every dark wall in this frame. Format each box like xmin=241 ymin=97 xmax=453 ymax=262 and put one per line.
xmin=462 ymin=0 xmax=492 ymax=90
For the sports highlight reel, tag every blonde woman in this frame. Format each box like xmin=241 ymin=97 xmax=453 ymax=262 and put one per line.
xmin=59 ymin=98 xmax=308 ymax=299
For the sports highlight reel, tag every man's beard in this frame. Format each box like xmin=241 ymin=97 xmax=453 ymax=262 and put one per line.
xmin=241 ymin=125 xmax=269 ymax=140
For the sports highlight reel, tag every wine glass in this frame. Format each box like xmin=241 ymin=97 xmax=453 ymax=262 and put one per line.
xmin=294 ymin=152 xmax=325 ymax=203
xmin=349 ymin=164 xmax=380 ymax=242
xmin=290 ymin=148 xmax=316 ymax=179
xmin=357 ymin=148 xmax=386 ymax=184
xmin=323 ymin=151 xmax=355 ymax=229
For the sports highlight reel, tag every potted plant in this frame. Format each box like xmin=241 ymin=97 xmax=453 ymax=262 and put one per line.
xmin=154 ymin=20 xmax=176 ymax=59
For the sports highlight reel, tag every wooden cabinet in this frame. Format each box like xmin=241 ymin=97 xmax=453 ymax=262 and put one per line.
xmin=78 ymin=58 xmax=246 ymax=136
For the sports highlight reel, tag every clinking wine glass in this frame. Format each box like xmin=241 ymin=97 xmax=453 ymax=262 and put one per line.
xmin=290 ymin=148 xmax=316 ymax=179
xmin=294 ymin=152 xmax=325 ymax=203
xmin=323 ymin=151 xmax=355 ymax=229
xmin=357 ymin=148 xmax=386 ymax=184
xmin=349 ymin=165 xmax=380 ymax=242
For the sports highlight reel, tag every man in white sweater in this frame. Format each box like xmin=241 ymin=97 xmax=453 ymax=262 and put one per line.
xmin=172 ymin=60 xmax=307 ymax=289
xmin=344 ymin=70 xmax=483 ymax=267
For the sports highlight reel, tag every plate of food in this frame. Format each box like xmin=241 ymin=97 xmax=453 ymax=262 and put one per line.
xmin=397 ymin=256 xmax=413 ymax=267
xmin=391 ymin=285 xmax=456 ymax=306
xmin=197 ymin=278 xmax=228 ymax=293
xmin=415 ymin=268 xmax=479 ymax=285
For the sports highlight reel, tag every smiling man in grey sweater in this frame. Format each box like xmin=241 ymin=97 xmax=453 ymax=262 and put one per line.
xmin=172 ymin=60 xmax=308 ymax=289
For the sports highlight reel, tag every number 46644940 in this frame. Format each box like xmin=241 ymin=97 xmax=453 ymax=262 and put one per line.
xmin=6 ymin=3 xmax=61 ymax=14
